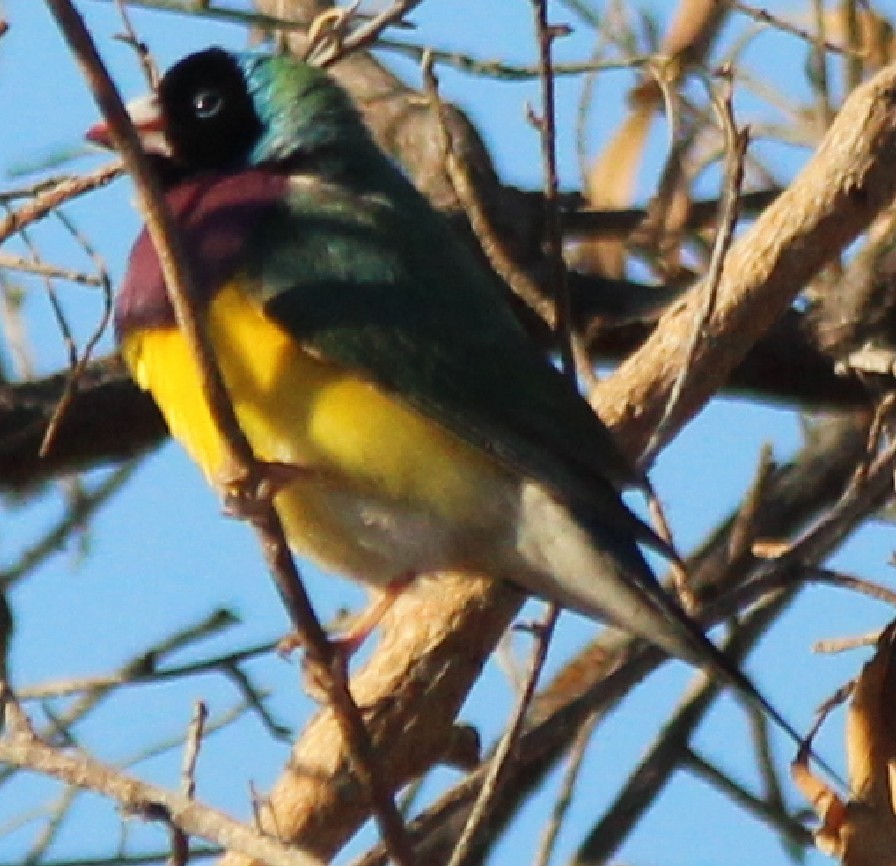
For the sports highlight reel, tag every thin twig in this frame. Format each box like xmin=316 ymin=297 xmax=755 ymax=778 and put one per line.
xmin=640 ymin=67 xmax=748 ymax=468
xmin=0 ymin=611 xmax=243 ymax=790
xmin=382 ymin=37 xmax=651 ymax=81
xmin=853 ymin=391 xmax=896 ymax=487
xmin=804 ymin=566 xmax=896 ymax=607
xmin=421 ymin=56 xmax=556 ymax=328
xmin=171 ymin=700 xmax=208 ymax=866
xmin=18 ymin=784 xmax=78 ymax=864
xmin=0 ymin=711 xmax=325 ymax=866
xmin=531 ymin=0 xmax=575 ymax=381
xmin=181 ymin=701 xmax=207 ymax=800
xmin=421 ymin=47 xmax=599 ymax=378
xmin=0 ymin=271 xmax=35 ymax=379
xmin=0 ymin=253 xmax=104 ymax=286
xmin=89 ymin=0 xmax=410 ymax=37
xmin=728 ymin=444 xmax=775 ymax=563
xmin=531 ymin=711 xmax=596 ymax=866
xmin=445 ymin=606 xmax=559 ymax=866
xmin=4 ymin=204 xmax=79 ymax=376
xmin=113 ymin=0 xmax=160 ymax=87
xmin=120 ymin=702 xmax=257 ymax=774
xmin=730 ymin=0 xmax=856 ymax=56
xmin=42 ymin=6 xmax=414 ymax=864
xmin=809 ymin=0 xmax=834 ymax=133
xmin=308 ymin=1 xmax=425 ymax=68
xmin=683 ymin=747 xmax=812 ymax=846
xmin=335 ymin=0 xmax=423 ymax=59
xmin=221 ymin=661 xmax=292 ymax=741
xmin=3 ymin=698 xmax=257 ymax=849
xmin=0 ymin=163 xmax=123 ymax=245
xmin=813 ymin=632 xmax=880 ymax=654
xmin=729 ymin=435 xmax=896 ymax=614
xmin=0 ymin=462 xmax=136 ymax=590
xmin=18 ymin=640 xmax=276 ymax=701
xmin=39 ymin=208 xmax=115 ymax=457
xmin=743 ymin=695 xmax=786 ymax=809
xmin=16 ymin=609 xmax=240 ymax=700
xmin=23 ymin=846 xmax=222 ymax=865
xmin=646 ymin=492 xmax=693 ymax=610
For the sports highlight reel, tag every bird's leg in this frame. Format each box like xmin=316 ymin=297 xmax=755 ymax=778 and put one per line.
xmin=217 ymin=456 xmax=334 ymax=521
xmin=332 ymin=576 xmax=416 ymax=656
xmin=279 ymin=574 xmax=416 ymax=663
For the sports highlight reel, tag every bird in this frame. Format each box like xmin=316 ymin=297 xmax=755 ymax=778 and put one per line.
xmin=89 ymin=47 xmax=803 ymax=744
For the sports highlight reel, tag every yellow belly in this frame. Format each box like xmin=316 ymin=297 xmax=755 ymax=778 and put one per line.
xmin=121 ymin=281 xmax=515 ymax=583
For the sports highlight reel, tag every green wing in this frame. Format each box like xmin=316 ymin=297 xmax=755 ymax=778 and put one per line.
xmin=253 ymin=167 xmax=661 ymax=550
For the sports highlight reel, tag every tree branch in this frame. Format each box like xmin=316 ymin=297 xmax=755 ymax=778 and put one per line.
xmin=594 ymin=60 xmax=896 ymax=459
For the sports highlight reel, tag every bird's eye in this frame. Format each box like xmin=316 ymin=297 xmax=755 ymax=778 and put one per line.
xmin=192 ymin=88 xmax=225 ymax=119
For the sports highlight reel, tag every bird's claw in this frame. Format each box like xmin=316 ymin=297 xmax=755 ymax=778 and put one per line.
xmin=276 ymin=626 xmax=367 ymax=670
xmin=278 ymin=630 xmax=353 ymax=701
xmin=219 ymin=458 xmax=321 ymax=521
xmin=279 ymin=579 xmax=414 ymax=698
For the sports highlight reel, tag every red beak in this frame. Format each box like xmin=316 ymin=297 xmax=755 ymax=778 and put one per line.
xmin=86 ymin=93 xmax=170 ymax=155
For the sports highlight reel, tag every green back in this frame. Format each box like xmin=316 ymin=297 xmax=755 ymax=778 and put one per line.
xmin=249 ymin=140 xmax=657 ymax=547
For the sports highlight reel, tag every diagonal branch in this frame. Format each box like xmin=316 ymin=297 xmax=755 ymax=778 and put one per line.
xmin=42 ymin=3 xmax=415 ymax=864
xmin=0 ymin=723 xmax=324 ymax=866
xmin=595 ymin=59 xmax=896 ymax=461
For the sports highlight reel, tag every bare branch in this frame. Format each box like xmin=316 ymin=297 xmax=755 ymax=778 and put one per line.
xmin=0 ymin=722 xmax=326 ymax=866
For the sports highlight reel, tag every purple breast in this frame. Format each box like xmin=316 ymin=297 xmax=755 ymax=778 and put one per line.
xmin=115 ymin=168 xmax=288 ymax=336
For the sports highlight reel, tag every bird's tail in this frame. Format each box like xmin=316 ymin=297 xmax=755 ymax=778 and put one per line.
xmin=514 ymin=482 xmax=809 ymax=751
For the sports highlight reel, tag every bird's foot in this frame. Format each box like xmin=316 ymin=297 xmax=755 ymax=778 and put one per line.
xmin=218 ymin=458 xmax=327 ymax=521
xmin=276 ymin=632 xmax=351 ymax=703
xmin=279 ymin=576 xmax=415 ymax=692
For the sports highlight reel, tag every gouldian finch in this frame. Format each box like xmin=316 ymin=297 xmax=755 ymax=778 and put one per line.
xmin=90 ymin=48 xmax=799 ymax=740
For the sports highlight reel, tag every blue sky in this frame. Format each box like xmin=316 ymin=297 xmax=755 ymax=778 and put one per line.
xmin=2 ymin=2 xmax=892 ymax=864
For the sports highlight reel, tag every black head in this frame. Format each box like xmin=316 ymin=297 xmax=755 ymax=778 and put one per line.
xmin=88 ymin=48 xmax=368 ymax=175
xmin=157 ymin=48 xmax=264 ymax=170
